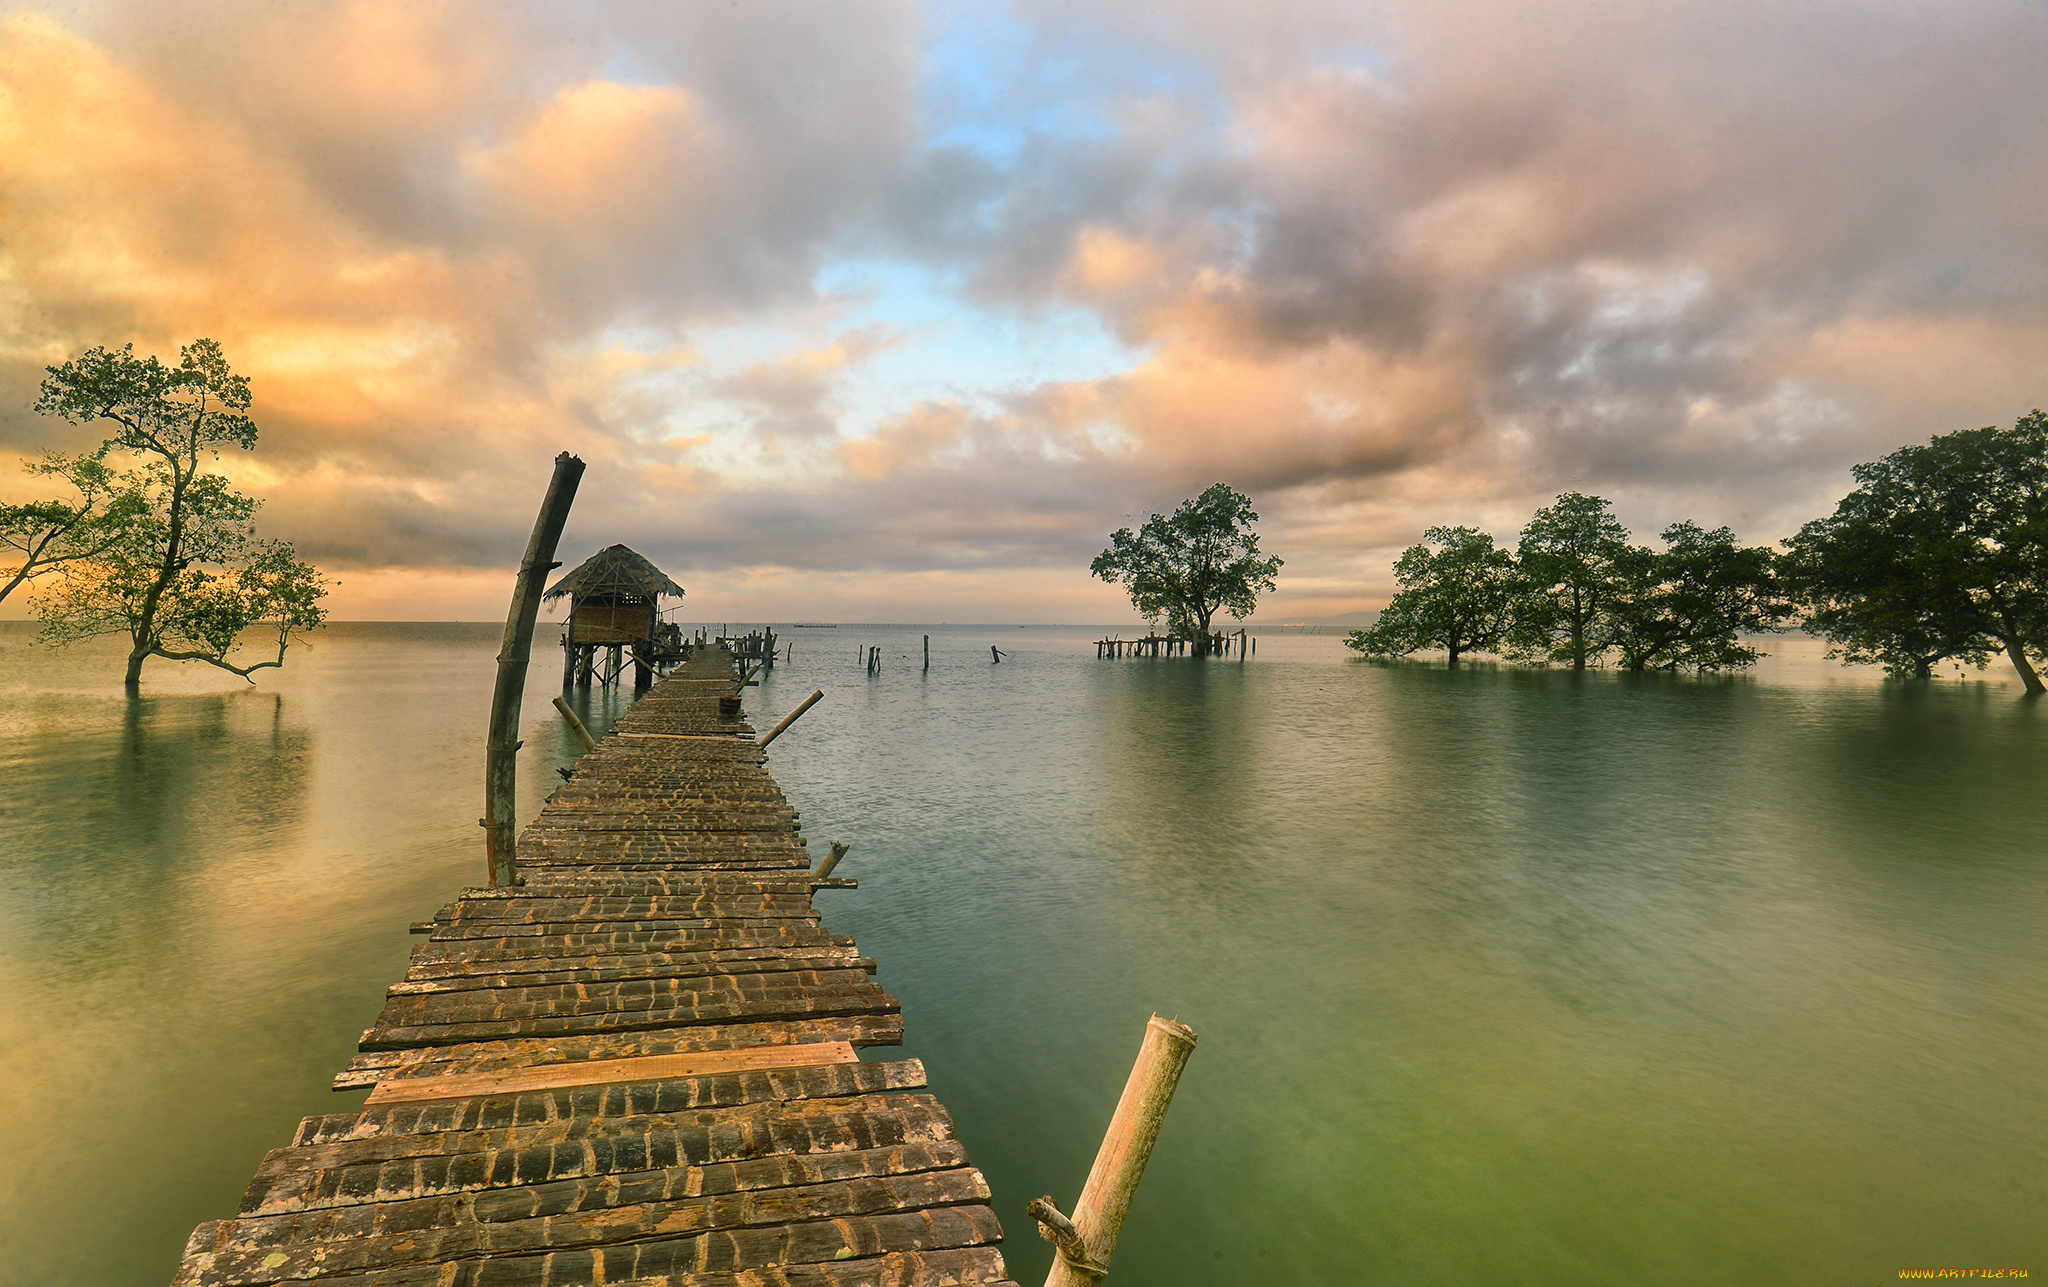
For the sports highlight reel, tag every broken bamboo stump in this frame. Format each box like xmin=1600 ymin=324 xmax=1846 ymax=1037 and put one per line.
xmin=816 ymin=839 xmax=851 ymax=880
xmin=1029 ymin=1014 xmax=1197 ymax=1286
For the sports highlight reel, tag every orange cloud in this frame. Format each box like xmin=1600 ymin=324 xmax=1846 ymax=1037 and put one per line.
xmin=466 ymin=80 xmax=711 ymax=240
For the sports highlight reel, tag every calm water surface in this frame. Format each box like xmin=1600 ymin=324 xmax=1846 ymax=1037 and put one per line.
xmin=0 ymin=622 xmax=2042 ymax=1285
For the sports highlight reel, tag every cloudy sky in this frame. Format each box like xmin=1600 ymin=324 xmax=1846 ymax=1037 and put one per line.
xmin=3 ymin=0 xmax=2044 ymax=622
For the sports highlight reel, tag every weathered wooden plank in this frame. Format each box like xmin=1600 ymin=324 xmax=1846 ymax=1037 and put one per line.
xmin=517 ymin=850 xmax=810 ymax=868
xmin=418 ymin=909 xmax=825 ymax=940
xmin=242 ymin=1094 xmax=959 ymax=1216
xmin=210 ymin=1158 xmax=984 ymax=1266
xmin=406 ymin=925 xmax=837 ymax=964
xmin=390 ymin=950 xmax=875 ymax=994
xmin=439 ymin=884 xmax=829 ymax=908
xmin=316 ymin=1062 xmax=926 ymax=1146
xmin=438 ymin=892 xmax=817 ymax=916
xmin=599 ymin=1246 xmax=1018 ymax=1286
xmin=269 ymin=1206 xmax=1005 ymax=1287
xmin=380 ymin=972 xmax=881 ymax=1024
xmin=363 ymin=1042 xmax=858 ymax=1105
xmin=219 ymin=1247 xmax=1019 ymax=1287
xmin=333 ymin=1016 xmax=908 ymax=1090
xmin=360 ymin=988 xmax=901 ymax=1050
xmin=181 ymin=1168 xmax=991 ymax=1285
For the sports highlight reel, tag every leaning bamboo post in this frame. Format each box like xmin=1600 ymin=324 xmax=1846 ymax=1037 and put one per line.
xmin=551 ymin=695 xmax=598 ymax=752
xmin=1029 ymin=1015 xmax=1197 ymax=1286
xmin=815 ymin=840 xmax=849 ymax=879
xmin=484 ymin=452 xmax=584 ymax=888
xmin=757 ymin=688 xmax=824 ymax=750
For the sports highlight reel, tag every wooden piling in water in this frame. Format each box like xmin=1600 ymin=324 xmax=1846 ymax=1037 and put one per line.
xmin=816 ymin=839 xmax=850 ymax=880
xmin=551 ymin=694 xmax=598 ymax=752
xmin=1030 ymin=1015 xmax=1197 ymax=1287
xmin=756 ymin=688 xmax=824 ymax=750
xmin=483 ymin=452 xmax=584 ymax=889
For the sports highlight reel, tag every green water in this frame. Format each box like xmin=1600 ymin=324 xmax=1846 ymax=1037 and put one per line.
xmin=1 ymin=623 xmax=2042 ymax=1285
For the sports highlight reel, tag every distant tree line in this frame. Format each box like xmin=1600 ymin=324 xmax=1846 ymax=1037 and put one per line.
xmin=1347 ymin=412 xmax=2048 ymax=694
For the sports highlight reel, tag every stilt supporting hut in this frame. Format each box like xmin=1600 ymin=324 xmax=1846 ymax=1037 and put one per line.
xmin=545 ymin=544 xmax=686 ymax=690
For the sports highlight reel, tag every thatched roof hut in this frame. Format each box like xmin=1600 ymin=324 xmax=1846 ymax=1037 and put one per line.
xmin=545 ymin=544 xmax=685 ymax=604
xmin=549 ymin=545 xmax=684 ymax=687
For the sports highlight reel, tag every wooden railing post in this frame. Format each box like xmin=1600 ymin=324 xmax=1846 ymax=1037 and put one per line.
xmin=1029 ymin=1015 xmax=1197 ymax=1286
xmin=483 ymin=452 xmax=584 ymax=888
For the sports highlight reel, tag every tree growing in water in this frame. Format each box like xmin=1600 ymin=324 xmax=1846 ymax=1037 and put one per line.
xmin=1606 ymin=521 xmax=1791 ymax=672
xmin=1344 ymin=526 xmax=1516 ymax=665
xmin=1349 ymin=503 xmax=1783 ymax=671
xmin=1 ymin=451 xmax=143 ymax=605
xmin=1091 ymin=483 xmax=1282 ymax=655
xmin=1782 ymin=412 xmax=2047 ymax=693
xmin=32 ymin=339 xmax=328 ymax=688
xmin=1505 ymin=492 xmax=1633 ymax=670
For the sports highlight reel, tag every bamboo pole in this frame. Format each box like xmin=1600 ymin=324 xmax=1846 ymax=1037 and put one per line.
xmin=1030 ymin=1015 xmax=1197 ymax=1286
xmin=484 ymin=452 xmax=585 ymax=889
xmin=815 ymin=840 xmax=849 ymax=880
xmin=757 ymin=688 xmax=824 ymax=750
xmin=551 ymin=695 xmax=598 ymax=751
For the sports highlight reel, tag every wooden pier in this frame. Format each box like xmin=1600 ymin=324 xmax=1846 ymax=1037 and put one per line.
xmin=171 ymin=646 xmax=1015 ymax=1287
xmin=1094 ymin=629 xmax=1250 ymax=659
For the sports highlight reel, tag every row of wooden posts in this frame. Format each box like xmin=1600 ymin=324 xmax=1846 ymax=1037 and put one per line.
xmin=563 ymin=627 xmax=783 ymax=691
xmin=718 ymin=627 xmax=780 ymax=670
xmin=1096 ymin=629 xmax=1253 ymax=659
xmin=861 ymin=635 xmax=1010 ymax=673
xmin=562 ymin=640 xmax=657 ymax=689
xmin=482 ymin=455 xmax=1199 ymax=1286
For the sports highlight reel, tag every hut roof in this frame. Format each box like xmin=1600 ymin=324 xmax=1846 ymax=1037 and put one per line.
xmin=544 ymin=544 xmax=686 ymax=602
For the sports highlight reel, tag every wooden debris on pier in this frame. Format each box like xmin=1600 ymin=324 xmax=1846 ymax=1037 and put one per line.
xmin=171 ymin=646 xmax=1016 ymax=1287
